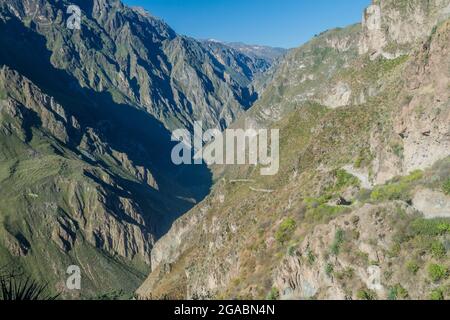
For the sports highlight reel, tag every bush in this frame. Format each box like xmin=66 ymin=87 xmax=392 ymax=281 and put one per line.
xmin=287 ymin=245 xmax=297 ymax=256
xmin=325 ymin=263 xmax=334 ymax=277
xmin=438 ymin=222 xmax=450 ymax=234
xmin=370 ymin=183 xmax=409 ymax=201
xmin=403 ymin=170 xmax=424 ymax=183
xmin=330 ymin=229 xmax=345 ymax=256
xmin=336 ymin=268 xmax=354 ymax=280
xmin=370 ymin=170 xmax=423 ymax=202
xmin=430 ymin=288 xmax=444 ymax=301
xmin=334 ymin=169 xmax=360 ymax=190
xmin=356 ymin=289 xmax=377 ymax=300
xmin=431 ymin=241 xmax=447 ymax=259
xmin=304 ymin=195 xmax=332 ymax=209
xmin=267 ymin=287 xmax=280 ymax=300
xmin=388 ymin=284 xmax=409 ymax=300
xmin=275 ymin=218 xmax=296 ymax=244
xmin=305 ymin=205 xmax=348 ymax=224
xmin=391 ymin=143 xmax=404 ymax=158
xmin=410 ymin=219 xmax=450 ymax=237
xmin=406 ymin=261 xmax=420 ymax=275
xmin=307 ymin=250 xmax=316 ymax=265
xmin=0 ymin=273 xmax=58 ymax=300
xmin=428 ymin=264 xmax=449 ymax=282
xmin=443 ymin=178 xmax=450 ymax=195
xmin=354 ymin=149 xmax=373 ymax=169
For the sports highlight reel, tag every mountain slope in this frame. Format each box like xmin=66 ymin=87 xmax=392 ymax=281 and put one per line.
xmin=225 ymin=42 xmax=287 ymax=64
xmin=0 ymin=0 xmax=276 ymax=298
xmin=200 ymin=40 xmax=288 ymax=100
xmin=138 ymin=0 xmax=450 ymax=300
xmin=1 ymin=0 xmax=271 ymax=131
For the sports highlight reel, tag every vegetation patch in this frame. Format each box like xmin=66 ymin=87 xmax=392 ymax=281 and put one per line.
xmin=430 ymin=288 xmax=445 ymax=300
xmin=356 ymin=288 xmax=377 ymax=300
xmin=336 ymin=267 xmax=354 ymax=280
xmin=333 ymin=169 xmax=360 ymax=191
xmin=443 ymin=178 xmax=450 ymax=195
xmin=0 ymin=267 xmax=58 ymax=300
xmin=307 ymin=250 xmax=316 ymax=265
xmin=406 ymin=261 xmax=420 ymax=275
xmin=431 ymin=241 xmax=447 ymax=259
xmin=267 ymin=287 xmax=280 ymax=300
xmin=0 ymin=88 xmax=6 ymax=100
xmin=305 ymin=204 xmax=349 ymax=224
xmin=370 ymin=170 xmax=423 ymax=202
xmin=428 ymin=264 xmax=449 ymax=282
xmin=325 ymin=263 xmax=334 ymax=277
xmin=388 ymin=284 xmax=409 ymax=300
xmin=330 ymin=229 xmax=345 ymax=256
xmin=275 ymin=218 xmax=296 ymax=245
xmin=409 ymin=219 xmax=450 ymax=237
xmin=354 ymin=149 xmax=373 ymax=169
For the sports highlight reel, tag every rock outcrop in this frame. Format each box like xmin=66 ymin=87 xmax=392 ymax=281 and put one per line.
xmin=359 ymin=0 xmax=450 ymax=59
xmin=413 ymin=189 xmax=450 ymax=218
xmin=371 ymin=19 xmax=450 ymax=184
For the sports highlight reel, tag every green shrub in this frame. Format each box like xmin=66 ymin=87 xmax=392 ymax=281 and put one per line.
xmin=443 ymin=178 xmax=450 ymax=195
xmin=428 ymin=264 xmax=449 ymax=282
xmin=402 ymin=170 xmax=423 ymax=183
xmin=430 ymin=288 xmax=445 ymax=301
xmin=431 ymin=241 xmax=447 ymax=259
xmin=410 ymin=219 xmax=450 ymax=236
xmin=275 ymin=218 xmax=296 ymax=244
xmin=0 ymin=274 xmax=58 ymax=300
xmin=388 ymin=284 xmax=409 ymax=300
xmin=438 ymin=222 xmax=450 ymax=233
xmin=391 ymin=143 xmax=404 ymax=158
xmin=336 ymin=268 xmax=354 ymax=280
xmin=354 ymin=149 xmax=373 ymax=169
xmin=388 ymin=243 xmax=401 ymax=258
xmin=334 ymin=169 xmax=360 ymax=190
xmin=267 ymin=287 xmax=280 ymax=300
xmin=370 ymin=170 xmax=423 ymax=201
xmin=330 ymin=229 xmax=345 ymax=256
xmin=384 ymin=270 xmax=393 ymax=281
xmin=325 ymin=263 xmax=334 ymax=277
xmin=370 ymin=183 xmax=409 ymax=201
xmin=305 ymin=205 xmax=348 ymax=224
xmin=406 ymin=261 xmax=420 ymax=275
xmin=354 ymin=156 xmax=364 ymax=169
xmin=356 ymin=289 xmax=377 ymax=300
xmin=304 ymin=195 xmax=332 ymax=209
xmin=307 ymin=250 xmax=316 ymax=265
xmin=287 ymin=245 xmax=297 ymax=256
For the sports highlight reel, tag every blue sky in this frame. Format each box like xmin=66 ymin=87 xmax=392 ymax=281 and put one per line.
xmin=123 ymin=0 xmax=370 ymax=48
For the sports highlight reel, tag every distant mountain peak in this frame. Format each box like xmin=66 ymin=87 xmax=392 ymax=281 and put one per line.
xmin=205 ymin=38 xmax=222 ymax=43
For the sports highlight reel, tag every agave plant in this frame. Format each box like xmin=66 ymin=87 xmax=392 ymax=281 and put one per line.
xmin=0 ymin=266 xmax=59 ymax=300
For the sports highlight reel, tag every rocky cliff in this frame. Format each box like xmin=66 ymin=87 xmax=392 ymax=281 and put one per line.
xmin=359 ymin=0 xmax=450 ymax=59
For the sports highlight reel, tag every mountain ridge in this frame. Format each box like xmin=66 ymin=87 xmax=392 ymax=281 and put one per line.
xmin=0 ymin=0 xmax=280 ymax=298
